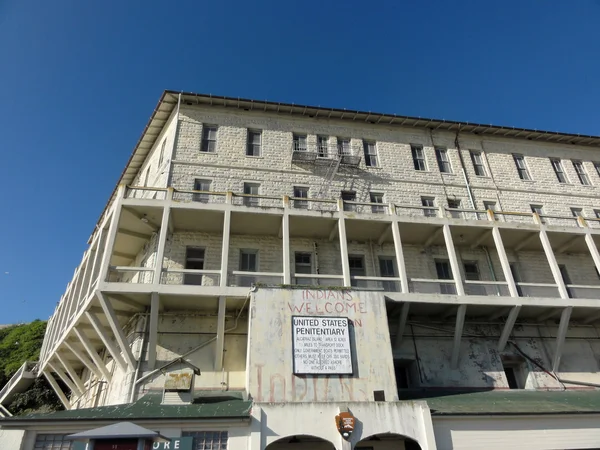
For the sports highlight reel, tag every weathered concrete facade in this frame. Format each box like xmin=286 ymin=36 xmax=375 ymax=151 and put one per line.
xmin=5 ymin=91 xmax=600 ymax=449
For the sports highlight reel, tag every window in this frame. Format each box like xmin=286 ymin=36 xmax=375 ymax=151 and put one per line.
xmin=595 ymin=209 xmax=600 ymax=219
xmin=293 ymin=186 xmax=309 ymax=209
xmin=243 ymin=182 xmax=260 ymax=207
xmin=182 ymin=431 xmax=228 ymax=450
xmin=317 ymin=135 xmax=329 ymax=157
xmin=411 ymin=144 xmax=426 ymax=171
xmin=239 ymin=250 xmax=258 ymax=286
xmin=341 ymin=191 xmax=356 ymax=212
xmin=470 ymin=151 xmax=487 ymax=176
xmin=550 ymin=158 xmax=567 ymax=183
xmin=348 ymin=255 xmax=365 ymax=287
xmin=571 ymin=207 xmax=583 ymax=218
xmin=201 ymin=125 xmax=217 ymax=152
xmin=379 ymin=257 xmax=398 ymax=291
xmin=502 ymin=358 xmax=527 ymax=389
xmin=394 ymin=359 xmax=417 ymax=389
xmin=34 ymin=434 xmax=73 ymax=450
xmin=421 ymin=196 xmax=437 ymax=217
xmin=513 ymin=154 xmax=531 ymax=180
xmin=184 ymin=247 xmax=205 ymax=285
xmin=483 ymin=201 xmax=498 ymax=220
xmin=293 ymin=134 xmax=307 ymax=152
xmin=594 ymin=162 xmax=600 ymax=177
xmin=193 ymin=179 xmax=211 ymax=203
xmin=337 ymin=137 xmax=351 ymax=155
xmin=530 ymin=204 xmax=546 ymax=224
xmin=435 ymin=147 xmax=451 ymax=173
xmin=447 ymin=199 xmax=462 ymax=219
xmin=246 ymin=130 xmax=262 ymax=156
xmin=573 ymin=160 xmax=591 ymax=185
xmin=435 ymin=260 xmax=456 ymax=295
xmin=159 ymin=139 xmax=166 ymax=166
xmin=363 ymin=141 xmax=378 ymax=167
xmin=370 ymin=192 xmax=385 ymax=213
xmin=295 ymin=252 xmax=312 ymax=285
xmin=464 ymin=261 xmax=485 ymax=295
xmin=509 ymin=263 xmax=523 ymax=297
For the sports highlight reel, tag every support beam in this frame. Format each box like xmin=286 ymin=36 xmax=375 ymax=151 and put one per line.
xmin=394 ymin=303 xmax=410 ymax=348
xmin=537 ymin=308 xmax=560 ymax=322
xmin=97 ymin=185 xmax=125 ymax=283
xmin=113 ymin=251 xmax=137 ymax=260
xmin=153 ymin=191 xmax=172 ymax=284
xmin=147 ymin=293 xmax=159 ymax=370
xmin=282 ymin=213 xmax=291 ymax=284
xmin=73 ymin=328 xmax=112 ymax=381
xmin=539 ymin=229 xmax=570 ymax=299
xmin=55 ymin=353 xmax=86 ymax=394
xmin=470 ymin=229 xmax=492 ymax=249
xmin=215 ymin=296 xmax=227 ymax=371
xmin=108 ymin=294 xmax=146 ymax=310
xmin=442 ymin=224 xmax=465 ymax=296
xmin=85 ymin=311 xmax=128 ymax=371
xmin=88 ymin=306 xmax=132 ymax=317
xmin=47 ymin=362 xmax=81 ymax=397
xmin=391 ymin=221 xmax=409 ymax=293
xmin=377 ymin=224 xmax=392 ymax=246
xmin=451 ymin=305 xmax=467 ymax=368
xmin=424 ymin=227 xmax=443 ymax=247
xmin=337 ymin=201 xmax=351 ymax=287
xmin=43 ymin=370 xmax=70 ymax=409
xmin=498 ymin=306 xmax=521 ymax=352
xmin=584 ymin=233 xmax=600 ymax=278
xmin=121 ymin=207 xmax=159 ymax=230
xmin=552 ymin=306 xmax=572 ymax=372
xmin=118 ymin=229 xmax=153 ymax=240
xmin=514 ymin=233 xmax=537 ymax=251
xmin=491 ymin=227 xmax=519 ymax=298
xmin=97 ymin=292 xmax=136 ymax=369
xmin=63 ymin=341 xmax=103 ymax=380
xmin=220 ymin=198 xmax=232 ymax=287
xmin=556 ymin=236 xmax=580 ymax=254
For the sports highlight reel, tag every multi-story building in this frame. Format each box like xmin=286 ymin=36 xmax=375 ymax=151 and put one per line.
xmin=4 ymin=91 xmax=600 ymax=449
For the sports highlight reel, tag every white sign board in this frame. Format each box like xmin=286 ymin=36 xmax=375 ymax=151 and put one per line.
xmin=292 ymin=316 xmax=353 ymax=375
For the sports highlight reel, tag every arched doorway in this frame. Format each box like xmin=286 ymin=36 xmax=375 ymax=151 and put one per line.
xmin=266 ymin=435 xmax=336 ymax=450
xmin=356 ymin=433 xmax=421 ymax=450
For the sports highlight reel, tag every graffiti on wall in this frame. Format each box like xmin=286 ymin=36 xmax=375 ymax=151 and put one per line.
xmin=287 ymin=290 xmax=367 ymax=327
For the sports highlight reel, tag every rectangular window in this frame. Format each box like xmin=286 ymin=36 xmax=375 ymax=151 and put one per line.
xmin=182 ymin=431 xmax=228 ymax=450
xmin=394 ymin=359 xmax=417 ymax=389
xmin=363 ymin=141 xmax=378 ymax=167
xmin=370 ymin=192 xmax=385 ymax=213
xmin=349 ymin=255 xmax=365 ymax=287
xmin=530 ymin=204 xmax=546 ymax=224
xmin=184 ymin=247 xmax=205 ymax=286
xmin=421 ymin=196 xmax=437 ymax=217
xmin=317 ymin=135 xmax=329 ymax=157
xmin=573 ymin=160 xmax=591 ymax=185
xmin=240 ymin=250 xmax=258 ymax=271
xmin=411 ymin=144 xmax=426 ymax=171
xmin=243 ymin=182 xmax=260 ymax=207
xmin=34 ymin=434 xmax=73 ymax=450
xmin=550 ymin=158 xmax=567 ymax=183
xmin=513 ymin=154 xmax=531 ymax=180
xmin=464 ymin=261 xmax=485 ymax=295
xmin=201 ymin=125 xmax=218 ymax=152
xmin=435 ymin=260 xmax=456 ymax=295
xmin=293 ymin=186 xmax=309 ymax=209
xmin=502 ymin=360 xmax=526 ymax=389
xmin=470 ymin=151 xmax=487 ymax=176
xmin=159 ymin=139 xmax=166 ymax=166
xmin=293 ymin=133 xmax=307 ymax=152
xmin=594 ymin=162 xmax=600 ymax=177
xmin=447 ymin=199 xmax=462 ymax=219
xmin=435 ymin=147 xmax=452 ymax=173
xmin=295 ymin=252 xmax=312 ymax=285
xmin=483 ymin=201 xmax=498 ymax=220
xmin=342 ymin=191 xmax=356 ymax=212
xmin=379 ymin=257 xmax=397 ymax=291
xmin=337 ymin=137 xmax=351 ymax=155
xmin=246 ymin=130 xmax=262 ymax=156
xmin=193 ymin=178 xmax=211 ymax=203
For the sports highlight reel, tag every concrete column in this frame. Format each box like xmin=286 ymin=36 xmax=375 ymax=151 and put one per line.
xmin=390 ymin=216 xmax=409 ymax=293
xmin=97 ymin=292 xmax=136 ymax=369
xmin=86 ymin=229 xmax=106 ymax=298
xmin=553 ymin=306 xmax=573 ymax=371
xmin=585 ymin=233 xmax=600 ymax=278
xmin=47 ymin=362 xmax=81 ymax=397
xmin=442 ymin=224 xmax=465 ymax=296
xmin=451 ymin=304 xmax=467 ymax=368
xmin=215 ymin=296 xmax=227 ymax=371
xmin=147 ymin=293 xmax=160 ymax=370
xmin=220 ymin=192 xmax=233 ymax=287
xmin=55 ymin=353 xmax=86 ymax=394
xmin=394 ymin=303 xmax=410 ymax=348
xmin=153 ymin=189 xmax=173 ymax=285
xmin=85 ymin=310 xmax=128 ymax=371
xmin=63 ymin=341 xmax=103 ymax=380
xmin=491 ymin=227 xmax=519 ymax=298
xmin=498 ymin=306 xmax=521 ymax=352
xmin=97 ymin=185 xmax=126 ymax=284
xmin=337 ymin=200 xmax=351 ymax=287
xmin=282 ymin=210 xmax=291 ymax=284
xmin=73 ymin=328 xmax=112 ymax=381
xmin=43 ymin=370 xmax=70 ymax=409
xmin=539 ymin=229 xmax=569 ymax=299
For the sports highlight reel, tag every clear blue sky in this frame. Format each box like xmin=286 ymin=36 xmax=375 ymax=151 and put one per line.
xmin=1 ymin=0 xmax=599 ymax=324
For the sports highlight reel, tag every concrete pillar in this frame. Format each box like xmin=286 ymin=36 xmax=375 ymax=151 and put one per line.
xmin=147 ymin=293 xmax=160 ymax=370
xmin=391 ymin=219 xmax=409 ymax=293
xmin=539 ymin=229 xmax=569 ymax=299
xmin=43 ymin=370 xmax=70 ymax=409
xmin=442 ymin=224 xmax=465 ymax=296
xmin=220 ymin=192 xmax=233 ymax=287
xmin=215 ymin=296 xmax=227 ymax=371
xmin=337 ymin=200 xmax=351 ymax=287
xmin=153 ymin=189 xmax=173 ymax=285
xmin=491 ymin=227 xmax=519 ymax=298
xmin=97 ymin=185 xmax=126 ymax=284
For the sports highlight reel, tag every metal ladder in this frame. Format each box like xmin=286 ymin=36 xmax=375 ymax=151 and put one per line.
xmin=316 ymin=155 xmax=342 ymax=198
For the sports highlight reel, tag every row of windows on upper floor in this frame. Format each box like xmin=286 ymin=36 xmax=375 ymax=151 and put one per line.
xmin=191 ymin=178 xmax=600 ymax=219
xmin=192 ymin=125 xmax=600 ymax=186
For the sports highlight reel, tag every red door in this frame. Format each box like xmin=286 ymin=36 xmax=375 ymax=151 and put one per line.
xmin=93 ymin=440 xmax=139 ymax=450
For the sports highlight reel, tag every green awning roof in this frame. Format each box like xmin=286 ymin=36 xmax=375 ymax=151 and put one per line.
xmin=0 ymin=391 xmax=251 ymax=423
xmin=400 ymin=389 xmax=600 ymax=415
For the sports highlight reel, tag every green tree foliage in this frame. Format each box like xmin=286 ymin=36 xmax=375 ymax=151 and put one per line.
xmin=0 ymin=321 xmax=64 ymax=415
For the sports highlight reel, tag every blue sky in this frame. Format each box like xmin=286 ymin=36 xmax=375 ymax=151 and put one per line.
xmin=1 ymin=0 xmax=600 ymax=323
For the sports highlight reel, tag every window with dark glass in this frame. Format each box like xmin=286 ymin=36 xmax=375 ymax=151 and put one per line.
xmin=370 ymin=192 xmax=384 ymax=213
xmin=201 ymin=125 xmax=217 ymax=152
xmin=317 ymin=135 xmax=329 ymax=157
xmin=550 ymin=158 xmax=567 ymax=183
xmin=193 ymin=179 xmax=211 ymax=203
xmin=421 ymin=196 xmax=436 ymax=217
xmin=295 ymin=252 xmax=312 ymax=285
xmin=573 ymin=160 xmax=591 ymax=185
xmin=293 ymin=134 xmax=307 ymax=152
xmin=470 ymin=151 xmax=487 ymax=176
xmin=293 ymin=186 xmax=309 ymax=209
xmin=363 ymin=141 xmax=378 ymax=167
xmin=411 ymin=144 xmax=426 ymax=171
xmin=435 ymin=260 xmax=456 ymax=294
xmin=184 ymin=247 xmax=205 ymax=285
xmin=243 ymin=182 xmax=260 ymax=207
xmin=349 ymin=255 xmax=365 ymax=287
xmin=435 ymin=147 xmax=451 ymax=173
xmin=447 ymin=198 xmax=462 ymax=219
xmin=337 ymin=137 xmax=351 ymax=155
xmin=342 ymin=191 xmax=356 ymax=212
xmin=246 ymin=130 xmax=262 ymax=156
xmin=513 ymin=154 xmax=531 ymax=180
